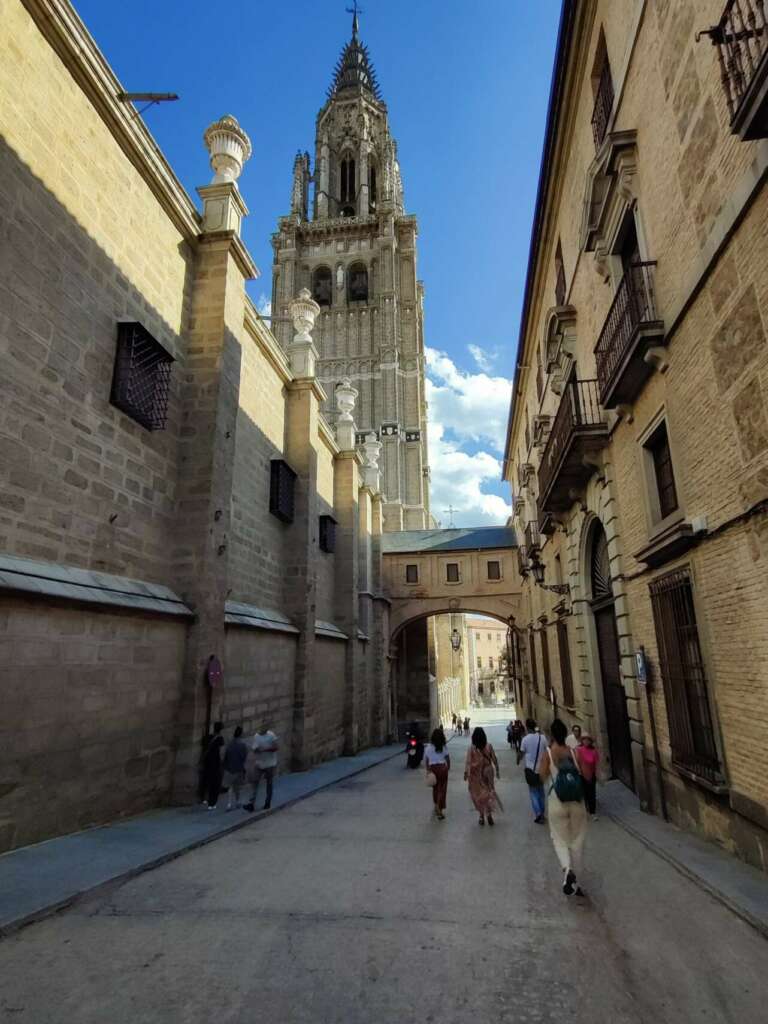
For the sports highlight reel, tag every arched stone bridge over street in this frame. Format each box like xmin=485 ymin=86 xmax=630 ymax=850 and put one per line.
xmin=380 ymin=526 xmax=521 ymax=730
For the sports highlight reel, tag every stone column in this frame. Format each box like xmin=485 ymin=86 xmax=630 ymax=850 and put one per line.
xmin=173 ymin=115 xmax=255 ymax=799
xmin=284 ymin=291 xmax=324 ymax=769
xmin=317 ymin=135 xmax=330 ymax=219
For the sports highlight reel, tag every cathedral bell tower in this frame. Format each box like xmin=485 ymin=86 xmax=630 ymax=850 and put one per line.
xmin=271 ymin=10 xmax=431 ymax=531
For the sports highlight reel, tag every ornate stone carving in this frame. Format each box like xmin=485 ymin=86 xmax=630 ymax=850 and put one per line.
xmin=580 ymin=130 xmax=637 ymax=271
xmin=336 ymin=377 xmax=358 ymax=422
xmin=203 ymin=115 xmax=252 ymax=184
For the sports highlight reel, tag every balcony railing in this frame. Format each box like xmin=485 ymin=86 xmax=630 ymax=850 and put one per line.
xmin=707 ymin=0 xmax=768 ymax=139
xmin=538 ymin=379 xmax=608 ymax=513
xmin=591 ymin=60 xmax=614 ymax=149
xmin=517 ymin=545 xmax=528 ymax=578
xmin=594 ymin=261 xmax=665 ymax=408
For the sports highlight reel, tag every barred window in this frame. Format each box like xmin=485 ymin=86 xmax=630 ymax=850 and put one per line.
xmin=269 ymin=459 xmax=297 ymax=523
xmin=405 ymin=564 xmax=419 ymax=584
xmin=110 ymin=321 xmax=173 ymax=431
xmin=319 ymin=515 xmax=336 ymax=553
xmin=650 ymin=568 xmax=722 ymax=785
xmin=557 ymin=619 xmax=575 ymax=707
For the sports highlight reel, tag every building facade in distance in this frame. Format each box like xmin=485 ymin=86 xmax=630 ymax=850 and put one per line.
xmin=270 ymin=12 xmax=431 ymax=532
xmin=504 ymin=0 xmax=768 ymax=871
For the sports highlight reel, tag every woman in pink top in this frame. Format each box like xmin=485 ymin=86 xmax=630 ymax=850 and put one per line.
xmin=578 ymin=734 xmax=599 ymax=819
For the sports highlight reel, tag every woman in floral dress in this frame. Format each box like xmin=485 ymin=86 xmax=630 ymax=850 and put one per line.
xmin=464 ymin=727 xmax=502 ymax=826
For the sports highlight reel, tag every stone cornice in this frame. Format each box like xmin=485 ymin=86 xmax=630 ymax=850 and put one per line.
xmin=318 ymin=416 xmax=340 ymax=456
xmin=243 ymin=299 xmax=292 ymax=384
xmin=21 ymin=0 xmax=202 ymax=243
xmin=287 ymin=377 xmax=328 ymax=403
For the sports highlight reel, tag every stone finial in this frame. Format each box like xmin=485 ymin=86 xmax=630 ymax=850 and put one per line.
xmin=361 ymin=431 xmax=382 ymax=492
xmin=336 ymin=378 xmax=358 ymax=423
xmin=290 ymin=288 xmax=320 ymax=339
xmin=288 ymin=288 xmax=320 ymax=378
xmin=362 ymin=432 xmax=381 ymax=469
xmin=203 ymin=115 xmax=252 ymax=184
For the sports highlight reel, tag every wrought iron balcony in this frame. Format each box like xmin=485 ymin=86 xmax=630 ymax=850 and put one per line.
xmin=594 ymin=261 xmax=665 ymax=408
xmin=517 ymin=545 xmax=529 ymax=578
xmin=591 ymin=60 xmax=614 ymax=149
xmin=705 ymin=0 xmax=768 ymax=140
xmin=538 ymin=379 xmax=608 ymax=515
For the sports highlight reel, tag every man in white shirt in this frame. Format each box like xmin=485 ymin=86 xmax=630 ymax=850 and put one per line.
xmin=243 ymin=724 xmax=279 ymax=812
xmin=520 ymin=718 xmax=549 ymax=824
xmin=565 ymin=724 xmax=582 ymax=750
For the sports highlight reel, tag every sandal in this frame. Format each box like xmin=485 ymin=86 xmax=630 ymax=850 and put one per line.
xmin=487 ymin=814 xmax=494 ymax=826
xmin=478 ymin=816 xmax=485 ymax=826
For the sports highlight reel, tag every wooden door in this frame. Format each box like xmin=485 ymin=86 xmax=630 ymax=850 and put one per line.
xmin=594 ymin=604 xmax=634 ymax=790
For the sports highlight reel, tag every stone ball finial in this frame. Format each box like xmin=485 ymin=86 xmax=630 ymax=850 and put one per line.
xmin=289 ymin=288 xmax=321 ymax=339
xmin=203 ymin=114 xmax=252 ymax=184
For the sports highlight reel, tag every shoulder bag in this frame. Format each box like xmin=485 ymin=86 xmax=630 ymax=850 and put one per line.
xmin=524 ymin=735 xmax=542 ymax=788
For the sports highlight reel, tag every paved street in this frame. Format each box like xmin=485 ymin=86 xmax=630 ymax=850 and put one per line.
xmin=0 ymin=716 xmax=765 ymax=1023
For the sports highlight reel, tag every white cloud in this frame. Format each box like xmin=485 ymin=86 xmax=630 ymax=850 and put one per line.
xmin=425 ymin=347 xmax=513 ymax=528
xmin=426 ymin=346 xmax=511 ymax=454
xmin=468 ymin=344 xmax=499 ymax=373
xmin=256 ymin=293 xmax=272 ymax=318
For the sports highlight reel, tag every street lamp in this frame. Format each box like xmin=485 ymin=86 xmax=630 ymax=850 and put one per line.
xmin=529 ymin=552 xmax=570 ymax=597
xmin=450 ymin=628 xmax=461 ymax=651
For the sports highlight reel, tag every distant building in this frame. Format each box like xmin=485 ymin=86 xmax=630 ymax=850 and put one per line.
xmin=466 ymin=617 xmax=510 ymax=705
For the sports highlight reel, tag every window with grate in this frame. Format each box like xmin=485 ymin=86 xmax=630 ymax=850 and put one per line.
xmin=405 ymin=563 xmax=419 ymax=584
xmin=646 ymin=422 xmax=679 ymax=520
xmin=319 ymin=514 xmax=336 ymax=553
xmin=446 ymin=562 xmax=460 ymax=583
xmin=529 ymin=631 xmax=539 ymax=693
xmin=110 ymin=322 xmax=173 ymax=431
xmin=269 ymin=459 xmax=297 ymax=523
xmin=557 ymin=619 xmax=575 ymax=707
xmin=487 ymin=560 xmax=501 ymax=581
xmin=540 ymin=626 xmax=552 ymax=701
xmin=650 ymin=568 xmax=722 ymax=785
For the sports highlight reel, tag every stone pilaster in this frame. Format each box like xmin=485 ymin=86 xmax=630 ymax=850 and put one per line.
xmin=334 ymin=449 xmax=362 ymax=753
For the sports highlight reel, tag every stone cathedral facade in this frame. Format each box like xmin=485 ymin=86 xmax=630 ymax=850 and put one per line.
xmin=271 ymin=14 xmax=432 ymax=532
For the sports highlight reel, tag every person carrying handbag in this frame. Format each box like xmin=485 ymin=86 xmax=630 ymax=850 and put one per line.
xmin=424 ymin=728 xmax=450 ymax=820
xmin=464 ymin=727 xmax=502 ymax=826
xmin=520 ymin=718 xmax=548 ymax=824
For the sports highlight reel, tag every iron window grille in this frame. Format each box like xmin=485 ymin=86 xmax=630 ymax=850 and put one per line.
xmin=110 ymin=321 xmax=173 ymax=431
xmin=649 ymin=568 xmax=723 ymax=786
xmin=405 ymin=564 xmax=419 ymax=584
xmin=269 ymin=459 xmax=297 ymax=523
xmin=319 ymin=514 xmax=336 ymax=553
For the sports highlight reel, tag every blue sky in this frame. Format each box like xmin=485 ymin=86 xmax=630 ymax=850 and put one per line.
xmin=74 ymin=0 xmax=560 ymax=526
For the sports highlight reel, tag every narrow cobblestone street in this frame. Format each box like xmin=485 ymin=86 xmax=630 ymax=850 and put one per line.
xmin=0 ymin=717 xmax=765 ymax=1023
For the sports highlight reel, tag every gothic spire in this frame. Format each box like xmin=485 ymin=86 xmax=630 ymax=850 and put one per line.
xmin=328 ymin=9 xmax=382 ymax=101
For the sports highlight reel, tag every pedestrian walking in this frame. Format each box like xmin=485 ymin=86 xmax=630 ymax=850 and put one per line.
xmin=244 ymin=723 xmax=279 ymax=812
xmin=520 ymin=718 xmax=548 ymax=823
xmin=512 ymin=719 xmax=525 ymax=757
xmin=223 ymin=726 xmax=249 ymax=811
xmin=507 ymin=719 xmax=515 ymax=748
xmin=455 ymin=718 xmax=463 ymax=737
xmin=578 ymin=733 xmax=600 ymax=819
xmin=463 ymin=716 xmax=470 ymax=734
xmin=565 ymin=723 xmax=582 ymax=750
xmin=451 ymin=712 xmax=457 ymax=729
xmin=541 ymin=718 xmax=588 ymax=896
xmin=464 ymin=726 xmax=502 ymax=826
xmin=425 ymin=727 xmax=451 ymax=820
xmin=200 ymin=721 xmax=225 ymax=811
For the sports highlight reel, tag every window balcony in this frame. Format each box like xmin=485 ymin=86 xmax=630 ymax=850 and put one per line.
xmin=707 ymin=0 xmax=768 ymax=140
xmin=524 ymin=520 xmax=540 ymax=554
xmin=537 ymin=379 xmax=609 ymax=516
xmin=594 ymin=261 xmax=665 ymax=408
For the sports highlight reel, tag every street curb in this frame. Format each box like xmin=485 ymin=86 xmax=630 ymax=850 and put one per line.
xmin=0 ymin=746 xmax=404 ymax=941
xmin=604 ymin=810 xmax=768 ymax=941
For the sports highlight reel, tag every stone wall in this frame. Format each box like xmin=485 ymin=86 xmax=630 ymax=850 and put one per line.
xmin=0 ymin=594 xmax=186 ymax=850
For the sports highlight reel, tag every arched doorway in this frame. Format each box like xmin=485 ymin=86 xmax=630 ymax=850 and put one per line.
xmin=588 ymin=522 xmax=634 ymax=790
